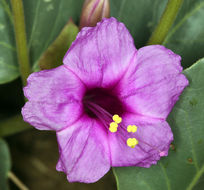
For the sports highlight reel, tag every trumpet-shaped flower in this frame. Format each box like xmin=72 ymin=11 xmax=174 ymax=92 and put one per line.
xmin=22 ymin=18 xmax=188 ymax=183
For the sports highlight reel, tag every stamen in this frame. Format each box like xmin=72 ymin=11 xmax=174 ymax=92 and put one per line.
xmin=84 ymin=101 xmax=114 ymax=131
xmin=136 ymin=137 xmax=164 ymax=155
xmin=112 ymin=114 xmax=122 ymax=124
xmin=85 ymin=103 xmax=110 ymax=129
xmin=87 ymin=101 xmax=113 ymax=118
xmin=127 ymin=138 xmax=139 ymax=148
xmin=109 ymin=122 xmax=118 ymax=128
xmin=85 ymin=101 xmax=162 ymax=152
xmin=127 ymin=125 xmax=137 ymax=133
xmin=109 ymin=122 xmax=118 ymax=133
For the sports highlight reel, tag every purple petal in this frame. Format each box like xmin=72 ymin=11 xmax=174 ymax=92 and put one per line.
xmin=109 ymin=113 xmax=173 ymax=167
xmin=63 ymin=17 xmax=137 ymax=88
xmin=115 ymin=45 xmax=189 ymax=119
xmin=56 ymin=115 xmax=110 ymax=183
xmin=22 ymin=66 xmax=85 ymax=131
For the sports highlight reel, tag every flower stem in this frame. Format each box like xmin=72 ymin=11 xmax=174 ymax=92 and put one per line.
xmin=147 ymin=0 xmax=183 ymax=45
xmin=11 ymin=0 xmax=31 ymax=87
xmin=8 ymin=171 xmax=29 ymax=190
xmin=0 ymin=115 xmax=31 ymax=137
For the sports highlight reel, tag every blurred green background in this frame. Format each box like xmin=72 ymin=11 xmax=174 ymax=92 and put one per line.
xmin=1 ymin=0 xmax=204 ymax=189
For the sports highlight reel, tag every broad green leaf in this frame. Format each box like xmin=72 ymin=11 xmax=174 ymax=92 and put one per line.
xmin=24 ymin=0 xmax=83 ymax=69
xmin=110 ymin=0 xmax=204 ymax=68
xmin=113 ymin=58 xmax=204 ymax=190
xmin=1 ymin=0 xmax=204 ymax=83
xmin=0 ymin=0 xmax=83 ymax=84
xmin=0 ymin=138 xmax=11 ymax=190
xmin=163 ymin=0 xmax=204 ymax=68
xmin=110 ymin=0 xmax=167 ymax=48
xmin=0 ymin=0 xmax=18 ymax=84
xmin=39 ymin=20 xmax=79 ymax=70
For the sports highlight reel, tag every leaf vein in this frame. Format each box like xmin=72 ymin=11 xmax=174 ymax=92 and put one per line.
xmin=186 ymin=164 xmax=204 ymax=190
xmin=0 ymin=41 xmax=16 ymax=51
xmin=28 ymin=0 xmax=41 ymax=48
xmin=163 ymin=1 xmax=204 ymax=44
xmin=42 ymin=0 xmax=62 ymax=53
xmin=174 ymin=107 xmax=199 ymax=171
xmin=0 ymin=0 xmax=13 ymax=24
xmin=160 ymin=163 xmax=171 ymax=190
xmin=118 ymin=0 xmax=127 ymax=19
xmin=0 ymin=60 xmax=18 ymax=70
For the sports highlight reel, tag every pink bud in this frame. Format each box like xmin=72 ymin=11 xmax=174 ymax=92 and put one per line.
xmin=79 ymin=0 xmax=110 ymax=29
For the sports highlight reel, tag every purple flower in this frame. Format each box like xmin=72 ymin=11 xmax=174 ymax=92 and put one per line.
xmin=22 ymin=18 xmax=188 ymax=183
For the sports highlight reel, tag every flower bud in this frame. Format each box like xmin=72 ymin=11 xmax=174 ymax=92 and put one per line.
xmin=79 ymin=0 xmax=110 ymax=29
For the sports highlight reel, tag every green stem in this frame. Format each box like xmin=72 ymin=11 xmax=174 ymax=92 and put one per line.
xmin=8 ymin=171 xmax=29 ymax=190
xmin=147 ymin=0 xmax=183 ymax=45
xmin=0 ymin=115 xmax=31 ymax=137
xmin=10 ymin=0 xmax=31 ymax=87
xmin=186 ymin=165 xmax=204 ymax=190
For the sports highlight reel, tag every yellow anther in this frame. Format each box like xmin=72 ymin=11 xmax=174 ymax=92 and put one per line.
xmin=127 ymin=125 xmax=138 ymax=133
xmin=109 ymin=122 xmax=118 ymax=133
xmin=127 ymin=138 xmax=139 ymax=148
xmin=110 ymin=122 xmax=118 ymax=128
xmin=112 ymin=114 xmax=122 ymax=124
xmin=109 ymin=126 xmax=117 ymax=133
xmin=127 ymin=125 xmax=132 ymax=132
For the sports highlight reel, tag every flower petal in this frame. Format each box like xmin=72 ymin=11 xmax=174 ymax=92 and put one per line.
xmin=56 ymin=115 xmax=110 ymax=183
xmin=115 ymin=45 xmax=188 ymax=119
xmin=63 ymin=17 xmax=136 ymax=88
xmin=109 ymin=113 xmax=173 ymax=167
xmin=22 ymin=66 xmax=85 ymax=131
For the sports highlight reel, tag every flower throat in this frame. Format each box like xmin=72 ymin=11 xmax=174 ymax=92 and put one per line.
xmin=82 ymin=87 xmax=166 ymax=151
xmin=83 ymin=88 xmax=139 ymax=148
xmin=83 ymin=88 xmax=124 ymax=119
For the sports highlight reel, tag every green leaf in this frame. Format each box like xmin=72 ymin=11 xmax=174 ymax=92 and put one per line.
xmin=163 ymin=0 xmax=204 ymax=68
xmin=0 ymin=0 xmax=18 ymax=84
xmin=110 ymin=0 xmax=167 ymax=48
xmin=113 ymin=58 xmax=204 ymax=190
xmin=1 ymin=0 xmax=203 ymax=83
xmin=0 ymin=138 xmax=11 ymax=190
xmin=0 ymin=0 xmax=83 ymax=84
xmin=110 ymin=0 xmax=204 ymax=68
xmin=39 ymin=19 xmax=79 ymax=70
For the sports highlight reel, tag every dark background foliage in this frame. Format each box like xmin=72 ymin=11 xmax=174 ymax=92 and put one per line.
xmin=0 ymin=0 xmax=204 ymax=189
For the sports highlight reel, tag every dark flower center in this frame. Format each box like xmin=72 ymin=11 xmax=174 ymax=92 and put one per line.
xmin=82 ymin=88 xmax=165 ymax=153
xmin=83 ymin=88 xmax=124 ymax=119
xmin=82 ymin=89 xmax=165 ymax=153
